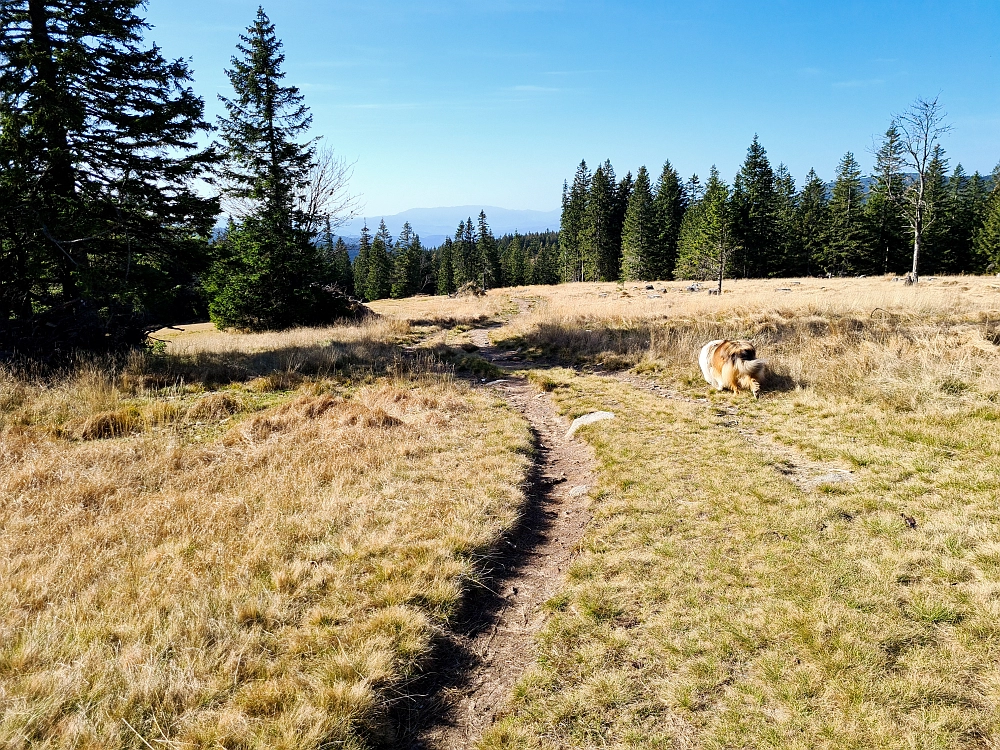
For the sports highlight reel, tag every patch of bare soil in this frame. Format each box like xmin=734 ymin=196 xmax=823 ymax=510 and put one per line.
xmin=392 ymin=321 xmax=598 ymax=748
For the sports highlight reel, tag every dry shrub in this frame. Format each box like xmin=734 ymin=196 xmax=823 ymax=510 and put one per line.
xmin=247 ymin=371 xmax=306 ymax=392
xmin=78 ymin=405 xmax=143 ymax=440
xmin=187 ymin=391 xmax=245 ymax=420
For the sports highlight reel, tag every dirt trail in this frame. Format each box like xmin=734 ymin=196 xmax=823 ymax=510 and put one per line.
xmin=398 ymin=305 xmax=598 ymax=749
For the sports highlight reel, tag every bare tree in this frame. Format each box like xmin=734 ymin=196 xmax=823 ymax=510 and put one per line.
xmin=295 ymin=143 xmax=360 ymax=234
xmin=220 ymin=141 xmax=360 ymax=234
xmin=893 ymin=96 xmax=951 ymax=282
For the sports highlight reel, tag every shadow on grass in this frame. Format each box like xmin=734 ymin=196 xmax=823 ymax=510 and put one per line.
xmin=376 ymin=423 xmax=556 ymax=749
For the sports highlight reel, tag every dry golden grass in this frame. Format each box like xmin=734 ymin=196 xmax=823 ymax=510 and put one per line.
xmin=153 ymin=317 xmax=416 ymax=385
xmin=9 ymin=276 xmax=1000 ymax=748
xmin=0 ymin=319 xmax=532 ymax=748
xmin=473 ymin=277 xmax=1000 ymax=748
xmin=366 ymin=292 xmax=514 ymax=327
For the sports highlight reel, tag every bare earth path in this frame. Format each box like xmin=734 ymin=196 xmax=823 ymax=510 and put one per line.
xmin=394 ymin=306 xmax=599 ymax=748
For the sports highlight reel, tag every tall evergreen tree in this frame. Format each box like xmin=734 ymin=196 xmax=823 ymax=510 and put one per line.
xmin=323 ymin=218 xmax=353 ymax=292
xmin=684 ymin=174 xmax=704 ymax=203
xmin=919 ymin=146 xmax=950 ymax=274
xmin=0 ymin=0 xmax=218 ymax=349
xmin=559 ymin=160 xmax=590 ymax=281
xmin=674 ymin=166 xmax=734 ymax=292
xmin=478 ymin=211 xmax=501 ymax=288
xmin=353 ymin=223 xmax=371 ymax=299
xmin=579 ymin=164 xmax=618 ymax=281
xmin=365 ymin=219 xmax=392 ymax=300
xmin=797 ymin=169 xmax=829 ymax=277
xmin=531 ymin=238 xmax=560 ymax=285
xmin=964 ymin=172 xmax=992 ymax=273
xmin=620 ymin=167 xmax=658 ymax=280
xmin=867 ymin=126 xmax=909 ymax=275
xmin=391 ymin=221 xmax=422 ymax=298
xmin=435 ymin=238 xmax=455 ymax=295
xmin=502 ymin=234 xmax=529 ymax=287
xmin=451 ymin=220 xmax=469 ymax=287
xmin=820 ymin=152 xmax=869 ymax=275
xmin=419 ymin=243 xmax=437 ymax=294
xmin=932 ymin=163 xmax=977 ymax=274
xmin=731 ymin=135 xmax=777 ymax=277
xmin=652 ymin=160 xmax=686 ymax=280
xmin=772 ymin=165 xmax=803 ymax=276
xmin=974 ymin=164 xmax=1000 ymax=272
xmin=451 ymin=218 xmax=481 ymax=288
xmin=205 ymin=8 xmax=347 ymax=330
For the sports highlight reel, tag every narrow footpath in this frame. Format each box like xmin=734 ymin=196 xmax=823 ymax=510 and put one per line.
xmin=397 ymin=309 xmax=599 ymax=748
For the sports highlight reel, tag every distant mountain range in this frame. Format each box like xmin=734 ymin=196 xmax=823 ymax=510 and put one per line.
xmin=335 ymin=205 xmax=560 ymax=249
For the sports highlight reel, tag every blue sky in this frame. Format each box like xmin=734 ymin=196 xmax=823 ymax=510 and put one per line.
xmin=145 ymin=0 xmax=1000 ymax=216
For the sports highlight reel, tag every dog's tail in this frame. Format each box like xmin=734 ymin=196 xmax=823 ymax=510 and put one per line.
xmin=734 ymin=356 xmax=768 ymax=398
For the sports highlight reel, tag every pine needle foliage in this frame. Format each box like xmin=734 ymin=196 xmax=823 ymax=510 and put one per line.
xmin=205 ymin=7 xmax=350 ymax=330
xmin=0 ymin=0 xmax=218 ymax=352
xmin=620 ymin=167 xmax=658 ymax=281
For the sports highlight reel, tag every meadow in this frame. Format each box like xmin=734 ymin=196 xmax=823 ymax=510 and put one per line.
xmin=0 ymin=317 xmax=531 ymax=749
xmin=4 ymin=275 xmax=1000 ymax=748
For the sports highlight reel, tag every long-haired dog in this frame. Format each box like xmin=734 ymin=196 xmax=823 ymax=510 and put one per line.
xmin=699 ymin=339 xmax=768 ymax=398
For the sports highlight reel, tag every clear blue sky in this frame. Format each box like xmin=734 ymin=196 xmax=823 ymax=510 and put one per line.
xmin=145 ymin=0 xmax=1000 ymax=216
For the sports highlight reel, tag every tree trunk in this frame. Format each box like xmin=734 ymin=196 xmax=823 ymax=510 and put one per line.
xmin=717 ymin=245 xmax=724 ymax=295
xmin=27 ymin=0 xmax=79 ymax=301
xmin=912 ymin=208 xmax=922 ymax=283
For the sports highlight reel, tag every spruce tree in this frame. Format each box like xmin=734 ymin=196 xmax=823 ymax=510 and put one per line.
xmin=974 ymin=164 xmax=1000 ymax=271
xmin=821 ymin=152 xmax=869 ymax=275
xmin=365 ymin=219 xmax=393 ymax=300
xmin=391 ymin=222 xmax=422 ymax=298
xmin=451 ymin=218 xmax=480 ymax=288
xmin=797 ymin=169 xmax=830 ymax=277
xmin=731 ymin=135 xmax=777 ymax=277
xmin=772 ymin=165 xmax=803 ymax=276
xmin=436 ymin=238 xmax=455 ymax=295
xmin=0 ymin=0 xmax=218 ymax=350
xmin=502 ymin=234 xmax=529 ymax=287
xmin=205 ymin=8 xmax=347 ymax=329
xmin=478 ymin=211 xmax=501 ymax=288
xmin=919 ymin=146 xmax=950 ymax=273
xmin=613 ymin=170 xmax=633 ymax=270
xmin=579 ymin=164 xmax=618 ymax=281
xmin=321 ymin=218 xmax=353 ymax=292
xmin=620 ymin=167 xmax=658 ymax=280
xmin=684 ymin=174 xmax=704 ymax=203
xmin=964 ymin=172 xmax=992 ymax=273
xmin=419 ymin=243 xmax=437 ymax=294
xmin=531 ymin=238 xmax=560 ymax=285
xmin=451 ymin=220 xmax=469 ymax=287
xmin=353 ymin=223 xmax=371 ymax=299
xmin=674 ymin=167 xmax=734 ymax=292
xmin=934 ymin=163 xmax=975 ymax=274
xmin=560 ymin=161 xmax=590 ymax=281
xmin=331 ymin=237 xmax=354 ymax=292
xmin=867 ymin=126 xmax=909 ymax=275
xmin=652 ymin=160 xmax=686 ymax=280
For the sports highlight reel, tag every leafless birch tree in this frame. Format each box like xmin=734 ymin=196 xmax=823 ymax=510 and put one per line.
xmin=893 ymin=96 xmax=951 ymax=282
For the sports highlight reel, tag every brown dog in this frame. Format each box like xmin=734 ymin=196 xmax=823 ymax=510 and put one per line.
xmin=698 ymin=339 xmax=768 ymax=398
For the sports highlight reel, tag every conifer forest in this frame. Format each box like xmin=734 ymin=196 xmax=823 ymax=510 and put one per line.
xmin=3 ymin=1 xmax=1000 ymax=350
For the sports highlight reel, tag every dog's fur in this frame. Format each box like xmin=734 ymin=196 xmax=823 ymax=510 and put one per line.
xmin=699 ymin=339 xmax=768 ymax=398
